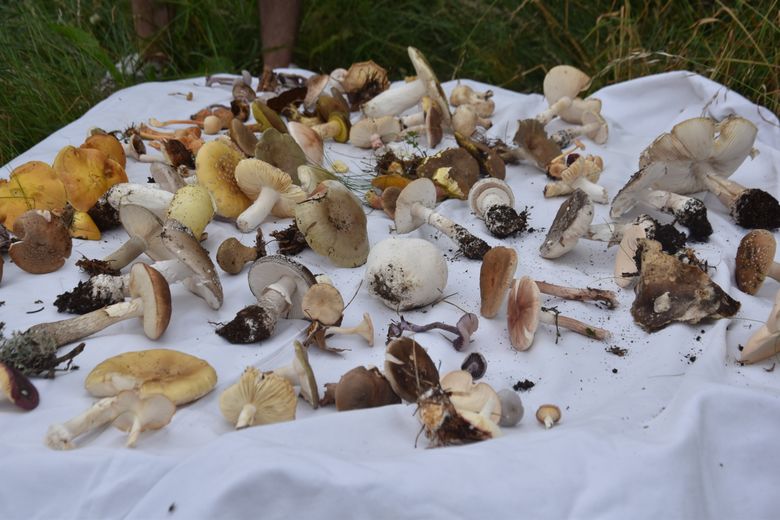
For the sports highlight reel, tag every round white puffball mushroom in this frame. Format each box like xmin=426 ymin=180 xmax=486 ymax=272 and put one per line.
xmin=364 ymin=237 xmax=447 ymax=310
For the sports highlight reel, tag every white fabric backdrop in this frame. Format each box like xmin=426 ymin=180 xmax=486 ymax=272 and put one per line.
xmin=1 ymin=69 xmax=779 ymax=519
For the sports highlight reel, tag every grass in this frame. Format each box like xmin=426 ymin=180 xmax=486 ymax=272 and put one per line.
xmin=0 ymin=0 xmax=777 ymax=165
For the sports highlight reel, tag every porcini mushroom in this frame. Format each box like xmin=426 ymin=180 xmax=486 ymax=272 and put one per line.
xmin=8 ymin=210 xmax=72 ymax=274
xmin=220 ymin=368 xmax=297 ymax=428
xmin=735 ymin=229 xmax=780 ymax=295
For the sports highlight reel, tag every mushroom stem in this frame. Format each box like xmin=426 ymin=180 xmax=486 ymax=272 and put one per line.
xmin=325 ymin=313 xmax=374 ymax=346
xmin=45 ymin=396 xmax=120 ymax=450
xmin=585 ymin=222 xmax=623 ymax=244
xmin=409 ymin=204 xmax=491 ymax=260
xmin=126 ymin=415 xmax=144 ymax=448
xmin=311 ymin=120 xmax=342 ymax=141
xmin=236 ymin=403 xmax=257 ymax=429
xmin=535 ymin=280 xmax=618 ymax=309
xmin=567 ymin=176 xmax=608 ymax=204
xmin=400 ymin=111 xmax=425 ymax=128
xmin=538 ymin=310 xmax=610 ymax=341
xmin=550 ymin=118 xmax=603 ymax=148
xmin=535 ymin=96 xmax=572 ymax=125
xmin=149 ymin=118 xmax=203 ymax=128
xmin=362 ymin=79 xmax=427 ymax=117
xmin=644 ymin=190 xmax=712 ymax=240
xmin=702 ymin=173 xmax=743 ymax=207
xmin=101 ymin=236 xmax=147 ymax=271
xmin=769 ymin=263 xmax=780 ymax=282
xmin=236 ymin=188 xmax=282 ymax=233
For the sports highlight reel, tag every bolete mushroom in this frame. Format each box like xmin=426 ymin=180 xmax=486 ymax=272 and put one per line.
xmin=8 ymin=210 xmax=72 ymax=274
xmin=735 ymin=229 xmax=780 ymax=295
xmin=416 ymin=148 xmax=480 ymax=200
xmin=220 ymin=368 xmax=297 ymax=428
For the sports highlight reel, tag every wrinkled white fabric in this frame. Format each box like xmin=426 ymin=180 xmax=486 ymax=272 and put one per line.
xmin=1 ymin=70 xmax=779 ymax=520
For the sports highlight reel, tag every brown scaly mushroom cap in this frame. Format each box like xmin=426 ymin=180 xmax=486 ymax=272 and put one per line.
xmin=480 ymin=246 xmax=518 ymax=318
xmin=341 ymin=60 xmax=390 ymax=110
xmin=384 ymin=337 xmax=440 ymax=403
xmin=735 ymin=229 xmax=780 ymax=295
xmin=9 ymin=210 xmax=72 ymax=274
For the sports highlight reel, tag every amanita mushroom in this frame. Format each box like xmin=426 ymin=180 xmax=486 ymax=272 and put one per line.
xmin=507 ymin=276 xmax=610 ymax=350
xmin=8 ymin=210 xmax=72 ymax=274
xmin=220 ymin=368 xmax=297 ymax=429
xmin=735 ymin=229 xmax=780 ymax=295
xmin=394 ymin=178 xmax=492 ymax=260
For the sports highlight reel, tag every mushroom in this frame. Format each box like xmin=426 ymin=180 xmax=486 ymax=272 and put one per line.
xmin=25 ymin=263 xmax=172 ymax=348
xmin=384 ymin=337 xmax=440 ymax=403
xmin=394 ymin=178 xmax=492 ymax=260
xmin=322 ymin=366 xmax=400 ymax=411
xmin=497 ymin=389 xmax=523 ymax=427
xmin=740 ymin=287 xmax=780 ymax=364
xmin=454 ymin=131 xmax=506 ymax=180
xmin=440 ymin=370 xmax=501 ymax=424
xmin=612 ymin=215 xmax=687 ymax=289
xmin=363 ymin=47 xmax=451 ymax=128
xmin=417 ymin=386 xmax=501 ymax=447
xmin=287 ymin=122 xmax=324 ymax=165
xmin=234 ymin=159 xmax=306 ymax=232
xmin=451 ymin=104 xmax=492 ymax=137
xmin=295 ymin=180 xmax=370 ymax=268
xmin=311 ymin=111 xmax=351 ymax=143
xmin=220 ymin=368 xmax=297 ymax=429
xmin=85 ymin=349 xmax=217 ymax=405
xmin=195 ymin=138 xmax=251 ymax=220
xmin=99 ymin=203 xmax=170 ymax=272
xmin=548 ymin=154 xmax=608 ymax=203
xmin=254 ymin=128 xmax=309 ymax=185
xmin=250 ymin=100 xmax=288 ymax=134
xmin=461 ymin=352 xmax=487 ymax=380
xmin=387 ymin=312 xmax=478 ymax=351
xmin=216 ymin=229 xmax=266 ymax=275
xmin=480 ymin=246 xmax=518 ymax=318
xmin=215 ymin=256 xmax=315 ymax=344
xmin=504 ymin=118 xmax=562 ymax=171
xmin=550 ymin=111 xmax=609 ymax=147
xmin=340 ymin=60 xmax=390 ymax=110
xmin=228 ymin=119 xmax=259 ymax=157
xmin=539 ymin=189 xmax=595 ymax=259
xmin=303 ymin=73 xmax=344 ymax=111
xmin=8 ymin=210 xmax=72 ymax=274
xmin=271 ymin=341 xmax=320 ymax=408
xmin=318 ymin=313 xmax=375 ymax=349
xmin=106 ymin=183 xmax=175 ymax=223
xmin=349 ymin=116 xmax=403 ymax=149
xmin=45 ymin=390 xmax=175 ymax=449
xmin=0 ymin=361 xmax=39 ymax=411
xmin=534 ymin=280 xmax=618 ymax=309
xmin=165 ymin=184 xmax=216 ymax=240
xmin=735 ymin=229 xmax=780 ymax=295
xmin=149 ymin=163 xmax=189 ymax=193
xmin=416 ymin=148 xmax=480 ymax=199
xmin=507 ymin=276 xmax=611 ymax=350
xmin=0 ymin=161 xmax=67 ymax=231
xmin=364 ymin=236 xmax=448 ymax=310
xmin=81 ymin=132 xmax=127 ymax=169
xmin=449 ymin=84 xmax=495 ymax=118
xmin=399 ymin=96 xmax=444 ymax=148
xmin=542 ymin=65 xmax=600 ymax=124
xmin=468 ymin=178 xmax=527 ymax=237
xmin=302 ymin=283 xmax=345 ymax=326
xmin=53 ymin=144 xmax=128 ymax=214
xmin=536 ymin=404 xmax=561 ymax=429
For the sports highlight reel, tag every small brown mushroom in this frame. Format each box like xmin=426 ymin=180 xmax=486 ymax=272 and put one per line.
xmin=0 ymin=361 xmax=39 ymax=411
xmin=216 ymin=230 xmax=266 ymax=275
xmin=536 ymin=404 xmax=561 ymax=429
xmin=384 ymin=337 xmax=439 ymax=403
xmin=735 ymin=229 xmax=780 ymax=295
xmin=8 ymin=210 xmax=72 ymax=274
xmin=324 ymin=366 xmax=400 ymax=411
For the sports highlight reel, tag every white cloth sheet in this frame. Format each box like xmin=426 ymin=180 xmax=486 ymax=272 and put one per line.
xmin=1 ymin=70 xmax=779 ymax=519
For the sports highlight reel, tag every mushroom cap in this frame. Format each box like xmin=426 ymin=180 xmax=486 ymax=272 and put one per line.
xmin=128 ymin=263 xmax=172 ymax=340
xmin=250 ymin=100 xmax=288 ymax=134
xmin=349 ymin=116 xmax=402 ymax=148
xmin=407 ymin=47 xmax=452 ymax=126
xmin=461 ymin=352 xmax=487 ymax=379
xmin=295 ymin=180 xmax=369 ymax=268
xmin=82 ymin=133 xmax=127 ymax=169
xmin=735 ymin=229 xmax=777 ymax=295
xmin=384 ymin=337 xmax=440 ymax=403
xmin=539 ymin=189 xmax=594 ymax=258
xmin=0 ymin=161 xmax=67 ymax=230
xmin=333 ymin=366 xmax=400 ymax=411
xmin=543 ymin=65 xmax=591 ymax=106
xmin=248 ymin=255 xmax=316 ymax=319
xmin=417 ymin=148 xmax=480 ymax=200
xmin=364 ymin=236 xmax=448 ymax=310
xmin=254 ymin=128 xmax=308 ymax=185
xmin=497 ymin=389 xmax=524 ymax=427
xmin=0 ymin=361 xmax=39 ymax=411
xmin=440 ymin=370 xmax=501 ymax=424
xmin=161 ymin=219 xmax=224 ymax=309
xmin=535 ymin=403 xmax=561 ymax=427
xmin=53 ymin=145 xmax=128 ymax=212
xmin=469 ymin=178 xmax=515 ymax=217
xmin=195 ymin=138 xmax=251 ymax=219
xmin=111 ymin=391 xmax=176 ymax=446
xmin=8 ymin=210 xmax=72 ymax=274
xmin=229 ymin=119 xmax=259 ymax=156
xmin=423 ymin=97 xmax=444 ymax=148
xmin=480 ymin=246 xmax=518 ymax=318
xmin=235 ymin=158 xmax=305 ymax=218
xmin=220 ymin=368 xmax=296 ymax=427
xmin=85 ymin=349 xmax=217 ymax=405
xmin=303 ymin=74 xmax=332 ymax=110
xmin=287 ymin=122 xmax=324 ymax=166
xmin=740 ymin=289 xmax=780 ymax=363
xmin=507 ymin=276 xmax=541 ymax=351
xmin=166 ymin=184 xmax=216 ymax=239
xmin=561 ymin=97 xmax=602 ymax=125
xmin=513 ymin=119 xmax=562 ymax=170
xmin=341 ymin=60 xmax=390 ymax=95
xmin=288 ymin=340 xmax=319 ymax=408
xmin=302 ymin=283 xmax=345 ymax=325
xmin=614 ymin=219 xmax=652 ymax=288
xmin=394 ymin=177 xmax=437 ymax=233
xmin=117 ymin=204 xmax=170 ymax=262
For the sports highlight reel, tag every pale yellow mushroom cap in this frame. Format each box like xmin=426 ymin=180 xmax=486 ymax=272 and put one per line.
xmin=166 ymin=184 xmax=216 ymax=238
xmin=195 ymin=139 xmax=251 ymax=219
xmin=234 ymin=159 xmax=306 ymax=218
xmin=219 ymin=368 xmax=297 ymax=429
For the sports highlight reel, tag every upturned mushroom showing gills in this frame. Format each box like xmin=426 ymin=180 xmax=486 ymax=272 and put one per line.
xmin=468 ymin=178 xmax=527 ymax=238
xmin=364 ymin=236 xmax=448 ymax=310
xmin=394 ymin=178 xmax=491 ymax=260
xmin=220 ymin=367 xmax=297 ymax=429
xmin=507 ymin=276 xmax=610 ymax=351
xmin=271 ymin=341 xmax=320 ymax=408
xmin=735 ymin=230 xmax=780 ymax=295
xmin=8 ymin=210 xmax=72 ymax=274
xmin=631 ymin=239 xmax=740 ymax=332
xmin=234 ymin=159 xmax=306 ymax=232
xmin=480 ymin=246 xmax=518 ymax=318
xmin=295 ymin=180 xmax=369 ymax=268
xmin=384 ymin=337 xmax=440 ymax=403
xmin=216 ymin=256 xmax=316 ymax=344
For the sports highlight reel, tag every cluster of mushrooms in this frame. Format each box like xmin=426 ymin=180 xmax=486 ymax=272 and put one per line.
xmin=0 ymin=46 xmax=778 ymax=449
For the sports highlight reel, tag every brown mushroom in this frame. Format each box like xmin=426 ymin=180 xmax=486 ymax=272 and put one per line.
xmin=8 ymin=210 xmax=72 ymax=274
xmin=735 ymin=230 xmax=780 ymax=295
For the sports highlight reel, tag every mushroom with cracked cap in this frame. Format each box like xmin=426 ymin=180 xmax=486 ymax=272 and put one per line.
xmin=220 ymin=368 xmax=297 ymax=429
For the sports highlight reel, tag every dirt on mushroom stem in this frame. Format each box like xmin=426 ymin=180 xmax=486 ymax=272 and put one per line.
xmin=215 ymin=305 xmax=276 ymax=344
xmin=484 ymin=205 xmax=528 ymax=238
xmin=452 ymin=224 xmax=491 ymax=260
xmin=270 ymin=223 xmax=309 ymax=255
xmin=731 ymin=189 xmax=780 ymax=230
xmin=675 ymin=198 xmax=712 ymax=241
xmin=75 ymin=257 xmax=121 ymax=276
xmin=54 ymin=278 xmax=124 ymax=314
xmin=648 ymin=223 xmax=687 ymax=254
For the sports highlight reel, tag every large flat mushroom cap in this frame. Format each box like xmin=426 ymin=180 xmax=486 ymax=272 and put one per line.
xmin=735 ymin=229 xmax=777 ymax=295
xmin=0 ymin=161 xmax=67 ymax=230
xmin=543 ymin=65 xmax=591 ymax=106
xmin=507 ymin=276 xmax=541 ymax=351
xmin=161 ymin=219 xmax=223 ymax=309
xmin=540 ymin=189 xmax=594 ymax=258
xmin=9 ymin=210 xmax=72 ymax=274
xmin=295 ymin=180 xmax=369 ymax=268
xmin=480 ymin=246 xmax=518 ymax=318
xmin=85 ymin=349 xmax=217 ymax=405
xmin=128 ymin=263 xmax=172 ymax=340
xmin=394 ymin=178 xmax=437 ymax=233
xmin=248 ymin=255 xmax=316 ymax=319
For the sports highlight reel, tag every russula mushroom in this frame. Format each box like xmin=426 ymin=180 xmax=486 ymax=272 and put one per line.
xmin=536 ymin=403 xmax=561 ymax=429
xmin=323 ymin=366 xmax=400 ymax=411
xmin=287 ymin=122 xmax=324 ymax=165
xmin=440 ymin=370 xmax=501 ymax=424
xmin=740 ymin=288 xmax=780 ymax=364
xmin=507 ymin=276 xmax=610 ymax=350
xmin=631 ymin=239 xmax=740 ymax=332
xmin=216 ymin=229 xmax=266 ymax=275
xmin=0 ymin=161 xmax=68 ymax=231
xmin=384 ymin=337 xmax=440 ymax=403
xmin=229 ymin=119 xmax=259 ymax=156
xmin=416 ymin=148 xmax=480 ymax=200
xmin=165 ymin=184 xmax=216 ymax=240
xmin=363 ymin=47 xmax=451 ymax=128
xmin=497 ymin=389 xmax=523 ymax=427
xmin=468 ymin=178 xmax=527 ymax=237
xmin=461 ymin=352 xmax=487 ymax=380
xmin=253 ymin=128 xmax=308 ymax=186
xmin=295 ymin=180 xmax=370 ymax=268
xmin=195 ymin=138 xmax=251 ymax=220
xmin=480 ymin=246 xmax=518 ymax=318
xmin=417 ymin=386 xmax=501 ymax=447
xmin=364 ymin=236 xmax=448 ymax=310
xmin=387 ymin=312 xmax=478 ymax=351
xmin=220 ymin=368 xmax=297 ymax=429
xmin=449 ymin=84 xmax=495 ymax=118
xmin=45 ymin=390 xmax=175 ymax=449
xmin=735 ymin=229 xmax=780 ymax=295
xmin=0 ymin=361 xmax=39 ymax=411
xmin=394 ymin=178 xmax=492 ymax=260
xmin=216 ymin=256 xmax=316 ymax=344
xmin=272 ymin=341 xmax=320 ymax=409
xmin=8 ymin=210 xmax=72 ymax=274
xmin=85 ymin=349 xmax=217 ymax=405
xmin=250 ymin=100 xmax=288 ymax=134
xmin=542 ymin=65 xmax=599 ymax=124
xmin=234 ymin=159 xmax=306 ymax=232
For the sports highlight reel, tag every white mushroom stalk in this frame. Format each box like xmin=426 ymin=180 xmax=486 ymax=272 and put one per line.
xmin=551 ymin=111 xmax=608 ymax=147
xmin=363 ymin=77 xmax=428 ymax=117
xmin=123 ymin=137 xmax=170 ymax=165
xmin=449 ymin=84 xmax=495 ymax=117
xmin=325 ymin=313 xmax=374 ymax=347
xmin=535 ymin=96 xmax=573 ymax=125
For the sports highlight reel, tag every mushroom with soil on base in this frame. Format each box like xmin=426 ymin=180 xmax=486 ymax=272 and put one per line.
xmin=216 ymin=229 xmax=266 ymax=275
xmin=631 ymin=239 xmax=740 ymax=332
xmin=735 ymin=229 xmax=780 ymax=295
xmin=0 ymin=362 xmax=39 ymax=411
xmin=234 ymin=159 xmax=306 ymax=233
xmin=613 ymin=215 xmax=687 ymax=289
xmin=8 ymin=210 xmax=72 ymax=274
xmin=216 ymin=255 xmax=316 ymax=344
xmin=507 ymin=276 xmax=611 ymax=350
xmin=320 ymin=366 xmax=400 ymax=411
xmin=417 ymin=386 xmax=501 ymax=447
xmin=364 ymin=236 xmax=448 ymax=311
xmin=45 ymin=390 xmax=175 ymax=449
xmin=416 ymin=148 xmax=480 ymax=200
xmin=468 ymin=178 xmax=527 ymax=238
xmin=271 ymin=341 xmax=320 ymax=409
xmin=394 ymin=178 xmax=492 ymax=260
xmin=220 ymin=368 xmax=297 ymax=429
